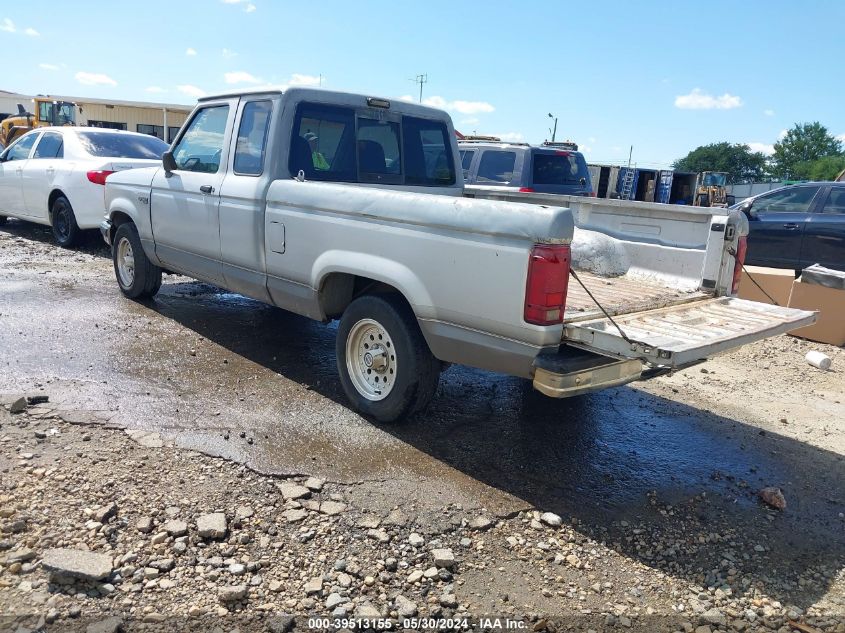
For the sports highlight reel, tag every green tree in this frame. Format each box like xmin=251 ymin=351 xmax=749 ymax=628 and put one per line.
xmin=792 ymin=155 xmax=845 ymax=181
xmin=672 ymin=142 xmax=768 ymax=184
xmin=772 ymin=122 xmax=842 ymax=179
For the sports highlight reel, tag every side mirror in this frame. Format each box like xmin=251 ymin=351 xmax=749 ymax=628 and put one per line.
xmin=162 ymin=150 xmax=177 ymax=174
xmin=739 ymin=201 xmax=757 ymax=219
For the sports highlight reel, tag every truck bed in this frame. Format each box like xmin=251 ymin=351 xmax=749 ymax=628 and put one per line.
xmin=564 ymin=270 xmax=707 ymax=323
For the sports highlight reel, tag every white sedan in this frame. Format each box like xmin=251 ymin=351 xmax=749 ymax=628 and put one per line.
xmin=0 ymin=127 xmax=168 ymax=246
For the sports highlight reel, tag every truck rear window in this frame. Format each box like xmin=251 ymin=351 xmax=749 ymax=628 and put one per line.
xmin=77 ymin=132 xmax=169 ymax=159
xmin=532 ymin=152 xmax=589 ymax=185
xmin=289 ymin=102 xmax=455 ymax=187
xmin=403 ymin=116 xmax=455 ymax=186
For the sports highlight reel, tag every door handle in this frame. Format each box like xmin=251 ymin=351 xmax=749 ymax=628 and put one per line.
xmin=782 ymin=223 xmax=800 ymax=229
xmin=199 ymin=185 xmax=214 ymax=194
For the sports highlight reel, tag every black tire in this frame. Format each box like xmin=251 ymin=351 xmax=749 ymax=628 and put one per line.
xmin=336 ymin=294 xmax=440 ymax=423
xmin=0 ymin=215 xmax=7 ymax=225
xmin=112 ymin=222 xmax=162 ymax=299
xmin=50 ymin=195 xmax=81 ymax=247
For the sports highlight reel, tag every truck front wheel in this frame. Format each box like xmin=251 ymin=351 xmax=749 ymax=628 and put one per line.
xmin=112 ymin=222 xmax=162 ymax=299
xmin=336 ymin=294 xmax=440 ymax=423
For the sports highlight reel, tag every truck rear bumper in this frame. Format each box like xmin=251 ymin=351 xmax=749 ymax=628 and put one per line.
xmin=532 ymin=346 xmax=642 ymax=398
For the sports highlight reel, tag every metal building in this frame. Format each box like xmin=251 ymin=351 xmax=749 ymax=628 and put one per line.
xmin=0 ymin=89 xmax=192 ymax=143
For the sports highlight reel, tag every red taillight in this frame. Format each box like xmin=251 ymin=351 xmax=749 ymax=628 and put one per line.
xmin=554 ymin=150 xmax=571 ymax=156
xmin=86 ymin=170 xmax=115 ymax=185
xmin=524 ymin=244 xmax=571 ymax=325
xmin=518 ymin=187 xmax=535 ymax=193
xmin=731 ymin=235 xmax=748 ymax=295
xmin=588 ymin=191 xmax=596 ymax=197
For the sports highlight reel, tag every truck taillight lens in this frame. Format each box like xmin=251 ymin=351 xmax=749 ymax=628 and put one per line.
xmin=519 ymin=187 xmax=535 ymax=193
xmin=731 ymin=235 xmax=748 ymax=295
xmin=87 ymin=170 xmax=115 ymax=185
xmin=524 ymin=244 xmax=571 ymax=325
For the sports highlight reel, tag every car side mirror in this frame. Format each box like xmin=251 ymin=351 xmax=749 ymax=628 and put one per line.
xmin=740 ymin=202 xmax=758 ymax=219
xmin=162 ymin=150 xmax=177 ymax=174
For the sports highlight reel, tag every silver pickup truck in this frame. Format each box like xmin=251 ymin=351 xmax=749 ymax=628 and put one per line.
xmin=101 ymin=88 xmax=815 ymax=422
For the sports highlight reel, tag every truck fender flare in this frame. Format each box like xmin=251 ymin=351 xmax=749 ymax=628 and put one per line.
xmin=312 ymin=250 xmax=435 ymax=318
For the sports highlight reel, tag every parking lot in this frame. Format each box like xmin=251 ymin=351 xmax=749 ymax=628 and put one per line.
xmin=1 ymin=220 xmax=844 ymax=632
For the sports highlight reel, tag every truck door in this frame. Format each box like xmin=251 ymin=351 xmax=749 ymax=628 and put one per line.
xmin=800 ymin=186 xmax=845 ymax=271
xmin=150 ymin=100 xmax=235 ymax=284
xmin=744 ymin=185 xmax=820 ymax=268
xmin=218 ymin=98 xmax=275 ymax=302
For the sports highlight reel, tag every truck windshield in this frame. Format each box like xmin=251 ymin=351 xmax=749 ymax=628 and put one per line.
xmin=78 ymin=132 xmax=169 ymax=159
xmin=532 ymin=152 xmax=589 ymax=185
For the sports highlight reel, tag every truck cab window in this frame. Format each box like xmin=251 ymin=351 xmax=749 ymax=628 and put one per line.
xmin=234 ymin=100 xmax=272 ymax=176
xmin=357 ymin=118 xmax=401 ymax=183
xmin=173 ymin=105 xmax=230 ymax=174
xmin=402 ymin=116 xmax=455 ymax=186
xmin=290 ymin=103 xmax=356 ymax=182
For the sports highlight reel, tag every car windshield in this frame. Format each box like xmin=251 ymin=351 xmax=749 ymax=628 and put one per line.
xmin=77 ymin=132 xmax=168 ymax=159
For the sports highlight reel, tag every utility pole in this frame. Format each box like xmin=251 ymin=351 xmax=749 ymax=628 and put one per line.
xmin=411 ymin=74 xmax=428 ymax=103
xmin=548 ymin=113 xmax=557 ymax=143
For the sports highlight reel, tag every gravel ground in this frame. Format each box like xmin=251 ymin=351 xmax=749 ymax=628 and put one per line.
xmin=0 ymin=221 xmax=844 ymax=633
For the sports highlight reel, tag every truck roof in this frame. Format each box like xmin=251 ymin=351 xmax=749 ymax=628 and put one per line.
xmin=198 ymin=87 xmax=451 ymax=119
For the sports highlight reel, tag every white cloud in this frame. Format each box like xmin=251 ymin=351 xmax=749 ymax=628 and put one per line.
xmin=177 ymin=84 xmax=206 ymax=98
xmin=222 ymin=48 xmax=237 ymax=59
xmin=185 ymin=47 xmax=197 ymax=56
xmin=145 ymin=86 xmax=165 ymax=93
xmin=836 ymin=133 xmax=845 ymax=143
xmin=24 ymin=27 xmax=38 ymax=36
xmin=419 ymin=95 xmax=494 ymax=115
xmin=764 ymin=109 xmax=775 ymax=117
xmin=674 ymin=88 xmax=742 ymax=110
xmin=39 ymin=63 xmax=59 ymax=71
xmin=778 ymin=129 xmax=788 ymax=140
xmin=747 ymin=142 xmax=775 ymax=155
xmin=289 ymin=73 xmax=321 ymax=87
xmin=587 ymin=136 xmax=597 ymax=144
xmin=221 ymin=0 xmax=255 ymax=11
xmin=494 ymin=132 xmax=524 ymax=143
xmin=224 ymin=71 xmax=262 ymax=84
xmin=398 ymin=95 xmax=414 ymax=102
xmin=75 ymin=71 xmax=117 ymax=87
xmin=460 ymin=117 xmax=480 ymax=126
xmin=0 ymin=18 xmax=15 ymax=32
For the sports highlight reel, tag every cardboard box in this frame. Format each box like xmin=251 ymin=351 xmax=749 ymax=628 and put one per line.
xmin=737 ymin=266 xmax=795 ymax=306
xmin=787 ymin=279 xmax=845 ymax=346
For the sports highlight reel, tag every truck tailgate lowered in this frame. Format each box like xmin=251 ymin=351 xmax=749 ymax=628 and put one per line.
xmin=563 ymin=298 xmax=816 ymax=367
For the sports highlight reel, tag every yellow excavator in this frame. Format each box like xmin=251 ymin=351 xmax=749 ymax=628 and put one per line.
xmin=693 ymin=171 xmax=729 ymax=207
xmin=0 ymin=98 xmax=77 ymax=149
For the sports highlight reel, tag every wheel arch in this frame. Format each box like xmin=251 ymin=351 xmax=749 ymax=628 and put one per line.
xmin=313 ymin=252 xmax=434 ymax=322
xmin=47 ymin=189 xmax=68 ymax=220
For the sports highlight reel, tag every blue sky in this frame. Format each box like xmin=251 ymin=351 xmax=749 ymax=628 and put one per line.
xmin=3 ymin=0 xmax=844 ymax=168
